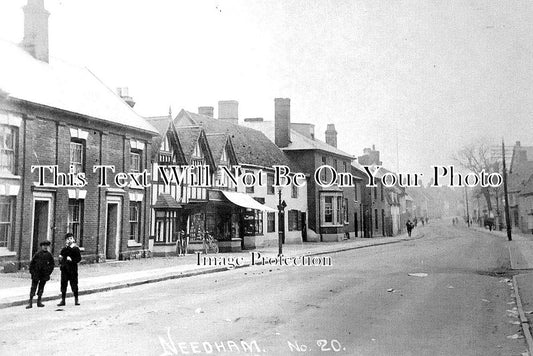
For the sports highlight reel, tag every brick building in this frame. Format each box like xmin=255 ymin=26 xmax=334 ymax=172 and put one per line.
xmin=243 ymin=99 xmax=355 ymax=242
xmin=0 ymin=0 xmax=158 ymax=270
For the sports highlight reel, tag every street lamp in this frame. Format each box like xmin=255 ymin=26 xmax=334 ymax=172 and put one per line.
xmin=277 ymin=188 xmax=287 ymax=256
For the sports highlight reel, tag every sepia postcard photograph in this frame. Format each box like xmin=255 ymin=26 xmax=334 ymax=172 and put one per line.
xmin=1 ymin=1 xmax=533 ymax=355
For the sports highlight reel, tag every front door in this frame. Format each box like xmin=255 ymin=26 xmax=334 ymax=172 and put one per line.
xmin=32 ymin=201 xmax=49 ymax=256
xmin=301 ymin=212 xmax=307 ymax=242
xmin=354 ymin=212 xmax=358 ymax=237
xmin=105 ymin=198 xmax=122 ymax=260
xmin=31 ymin=192 xmax=54 ymax=257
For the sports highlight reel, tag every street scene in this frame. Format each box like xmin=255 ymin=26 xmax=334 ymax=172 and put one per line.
xmin=1 ymin=221 xmax=532 ymax=355
xmin=1 ymin=0 xmax=533 ymax=355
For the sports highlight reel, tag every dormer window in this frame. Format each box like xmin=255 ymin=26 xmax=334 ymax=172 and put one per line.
xmin=191 ymin=140 xmax=204 ymax=166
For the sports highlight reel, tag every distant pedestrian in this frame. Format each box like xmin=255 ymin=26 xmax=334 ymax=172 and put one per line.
xmin=26 ymin=240 xmax=55 ymax=309
xmin=406 ymin=220 xmax=413 ymax=237
xmin=57 ymin=233 xmax=82 ymax=306
xmin=413 ymin=217 xmax=418 ymax=227
xmin=175 ymin=230 xmax=187 ymax=256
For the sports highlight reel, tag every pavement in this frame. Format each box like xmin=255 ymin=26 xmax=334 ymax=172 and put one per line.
xmin=0 ymin=227 xmax=424 ymax=309
xmin=472 ymin=224 xmax=533 ymax=355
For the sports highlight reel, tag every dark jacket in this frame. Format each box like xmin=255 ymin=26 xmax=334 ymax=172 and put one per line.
xmin=29 ymin=250 xmax=55 ymax=281
xmin=59 ymin=245 xmax=82 ymax=275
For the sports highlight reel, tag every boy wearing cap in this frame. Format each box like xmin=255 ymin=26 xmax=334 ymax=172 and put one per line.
xmin=26 ymin=240 xmax=55 ymax=309
xmin=57 ymin=233 xmax=82 ymax=306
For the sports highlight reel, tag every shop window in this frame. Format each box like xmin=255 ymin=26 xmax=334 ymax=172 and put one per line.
xmin=243 ymin=209 xmax=263 ymax=236
xmin=0 ymin=198 xmax=13 ymax=249
xmin=68 ymin=199 xmax=84 ymax=246
xmin=129 ymin=202 xmax=141 ymax=242
xmin=267 ymin=212 xmax=276 ymax=233
xmin=320 ymin=193 xmax=347 ymax=227
xmin=0 ymin=126 xmax=16 ymax=175
xmin=155 ymin=210 xmax=178 ymax=244
xmin=288 ymin=210 xmax=302 ymax=231
xmin=336 ymin=196 xmax=342 ymax=225
xmin=324 ymin=196 xmax=333 ymax=223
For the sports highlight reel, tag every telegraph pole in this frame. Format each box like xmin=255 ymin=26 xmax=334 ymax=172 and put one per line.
xmin=277 ymin=188 xmax=286 ymax=255
xmin=502 ymin=139 xmax=512 ymax=241
xmin=465 ymin=186 xmax=470 ymax=227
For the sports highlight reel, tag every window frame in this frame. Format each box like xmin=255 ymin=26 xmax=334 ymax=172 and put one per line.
xmin=267 ymin=212 xmax=276 ymax=233
xmin=0 ymin=197 xmax=14 ymax=249
xmin=129 ymin=201 xmax=142 ymax=242
xmin=67 ymin=199 xmax=84 ymax=246
xmin=0 ymin=125 xmax=17 ymax=175
xmin=69 ymin=140 xmax=85 ymax=174
xmin=267 ymin=173 xmax=275 ymax=195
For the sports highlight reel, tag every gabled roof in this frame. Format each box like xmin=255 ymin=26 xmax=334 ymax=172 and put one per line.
xmin=0 ymin=40 xmax=158 ymax=135
xmin=174 ymin=125 xmax=216 ymax=169
xmin=519 ymin=174 xmax=533 ymax=196
xmin=508 ymin=162 xmax=533 ymax=192
xmin=511 ymin=145 xmax=533 ymax=172
xmin=241 ymin=120 xmax=353 ymax=159
xmin=146 ymin=115 xmax=186 ymax=163
xmin=146 ymin=115 xmax=173 ymax=136
xmin=206 ymin=133 xmax=238 ymax=166
xmin=175 ymin=110 xmax=299 ymax=171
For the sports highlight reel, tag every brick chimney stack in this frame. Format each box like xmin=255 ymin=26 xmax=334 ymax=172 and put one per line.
xmin=22 ymin=0 xmax=50 ymax=63
xmin=198 ymin=106 xmax=214 ymax=118
xmin=358 ymin=145 xmax=382 ymax=165
xmin=325 ymin=124 xmax=337 ymax=147
xmin=218 ymin=100 xmax=239 ymax=125
xmin=274 ymin=98 xmax=291 ymax=148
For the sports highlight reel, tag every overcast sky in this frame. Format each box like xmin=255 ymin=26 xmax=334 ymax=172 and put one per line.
xmin=1 ymin=0 xmax=532 ymax=180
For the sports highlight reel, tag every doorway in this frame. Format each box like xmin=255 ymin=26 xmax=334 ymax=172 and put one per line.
xmin=32 ymin=201 xmax=49 ymax=256
xmin=105 ymin=199 xmax=122 ymax=260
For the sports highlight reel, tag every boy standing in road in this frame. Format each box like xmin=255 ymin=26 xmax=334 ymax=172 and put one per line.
xmin=57 ymin=233 xmax=82 ymax=306
xmin=26 ymin=240 xmax=55 ymax=309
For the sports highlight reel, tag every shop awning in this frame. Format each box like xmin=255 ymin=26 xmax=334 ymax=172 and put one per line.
xmin=221 ymin=191 xmax=277 ymax=212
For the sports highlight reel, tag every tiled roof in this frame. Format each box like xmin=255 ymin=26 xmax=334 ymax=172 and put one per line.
xmin=508 ymin=162 xmax=533 ymax=192
xmin=152 ymin=193 xmax=182 ymax=209
xmin=175 ymin=126 xmax=203 ymax=164
xmin=0 ymin=40 xmax=158 ymax=135
xmin=241 ymin=120 xmax=353 ymax=159
xmin=146 ymin=115 xmax=172 ymax=136
xmin=205 ymin=133 xmax=227 ymax=163
xmin=175 ymin=110 xmax=299 ymax=171
xmin=519 ymin=174 xmax=533 ymax=196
